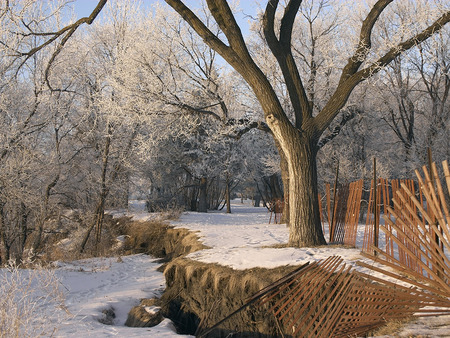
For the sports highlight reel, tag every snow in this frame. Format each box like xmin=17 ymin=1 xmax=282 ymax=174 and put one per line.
xmin=171 ymin=203 xmax=362 ymax=270
xmin=51 ymin=255 xmax=184 ymax=337
xmin=18 ymin=254 xmax=187 ymax=337
xmin=1 ymin=199 xmax=448 ymax=337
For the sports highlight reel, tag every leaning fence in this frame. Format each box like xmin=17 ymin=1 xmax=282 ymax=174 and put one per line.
xmin=362 ymin=160 xmax=450 ymax=295
xmin=199 ymin=160 xmax=450 ymax=337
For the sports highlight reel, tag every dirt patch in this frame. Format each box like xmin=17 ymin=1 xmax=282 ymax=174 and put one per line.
xmin=161 ymin=258 xmax=298 ymax=337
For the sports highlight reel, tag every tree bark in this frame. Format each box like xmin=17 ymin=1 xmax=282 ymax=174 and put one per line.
xmin=279 ymin=147 xmax=290 ymax=224
xmin=254 ymin=193 xmax=261 ymax=207
xmin=284 ymin=135 xmax=326 ymax=246
xmin=198 ymin=177 xmax=208 ymax=213
xmin=225 ymin=173 xmax=231 ymax=213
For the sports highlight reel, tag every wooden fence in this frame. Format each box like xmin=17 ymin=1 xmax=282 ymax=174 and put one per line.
xmin=201 ymin=161 xmax=450 ymax=337
xmin=199 ymin=254 xmax=450 ymax=337
xmin=362 ymin=160 xmax=450 ymax=297
xmin=323 ymin=180 xmax=363 ymax=246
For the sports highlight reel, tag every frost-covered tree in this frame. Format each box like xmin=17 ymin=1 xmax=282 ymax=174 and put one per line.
xmin=0 ymin=1 xmax=74 ymax=262
xmin=108 ymin=4 xmax=267 ymax=213
xmin=60 ymin=2 xmax=144 ymax=251
xmin=165 ymin=0 xmax=450 ymax=246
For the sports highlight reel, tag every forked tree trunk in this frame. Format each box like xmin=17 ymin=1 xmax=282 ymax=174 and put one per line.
xmin=165 ymin=0 xmax=450 ymax=247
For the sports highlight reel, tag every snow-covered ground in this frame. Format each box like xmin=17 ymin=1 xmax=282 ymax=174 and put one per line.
xmin=53 ymin=255 xmax=186 ymax=337
xmin=1 ymin=254 xmax=192 ymax=337
xmin=1 ymin=200 xmax=448 ymax=337
xmin=171 ymin=202 xmax=363 ymax=269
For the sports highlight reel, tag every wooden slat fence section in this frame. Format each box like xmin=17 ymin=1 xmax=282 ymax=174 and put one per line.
xmin=202 ymin=160 xmax=450 ymax=337
xmin=363 ymin=160 xmax=450 ymax=298
xmin=343 ymin=180 xmax=363 ymax=246
xmin=326 ymin=180 xmax=363 ymax=246
xmin=363 ymin=178 xmax=416 ymax=255
xmin=330 ymin=184 xmax=349 ymax=243
xmin=362 ymin=178 xmax=376 ymax=252
xmin=250 ymin=254 xmax=450 ymax=337
xmin=255 ymin=256 xmax=354 ymax=337
xmin=332 ymin=267 xmax=450 ymax=337
xmin=389 ymin=179 xmax=423 ymax=272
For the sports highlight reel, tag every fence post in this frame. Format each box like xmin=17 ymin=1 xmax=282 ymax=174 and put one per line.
xmin=330 ymin=160 xmax=339 ymax=242
xmin=373 ymin=157 xmax=378 ymax=255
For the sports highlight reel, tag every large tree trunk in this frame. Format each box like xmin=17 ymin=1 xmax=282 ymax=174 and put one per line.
xmin=253 ymin=193 xmax=261 ymax=207
xmin=279 ymin=149 xmax=290 ymax=224
xmin=284 ymin=136 xmax=327 ymax=247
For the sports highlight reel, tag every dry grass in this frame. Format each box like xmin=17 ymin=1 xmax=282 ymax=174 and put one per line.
xmin=0 ymin=262 xmax=69 ymax=337
xmin=17 ymin=205 xmax=185 ymax=265
xmin=164 ymin=257 xmax=297 ymax=300
xmin=369 ymin=318 xmax=414 ymax=337
xmin=160 ymin=257 xmax=301 ymax=336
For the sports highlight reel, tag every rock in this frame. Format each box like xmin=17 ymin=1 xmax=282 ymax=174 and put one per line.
xmin=125 ymin=298 xmax=163 ymax=327
xmin=98 ymin=307 xmax=116 ymax=325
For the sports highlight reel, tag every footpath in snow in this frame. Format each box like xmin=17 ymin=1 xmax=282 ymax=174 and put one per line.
xmin=171 ymin=201 xmax=364 ymax=270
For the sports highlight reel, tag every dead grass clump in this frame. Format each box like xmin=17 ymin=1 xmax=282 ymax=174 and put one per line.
xmin=121 ymin=220 xmax=206 ymax=261
xmin=369 ymin=318 xmax=414 ymax=337
xmin=122 ymin=220 xmax=171 ymax=257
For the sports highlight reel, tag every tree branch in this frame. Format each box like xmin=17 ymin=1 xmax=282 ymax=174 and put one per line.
xmin=165 ymin=0 xmax=287 ymax=130
xmin=338 ymin=0 xmax=393 ymax=84
xmin=14 ymin=1 xmax=107 ymax=61
xmin=315 ymin=7 xmax=450 ymax=136
xmin=224 ymin=119 xmax=271 ymax=139
xmin=165 ymin=0 xmax=235 ymax=63
xmin=263 ymin=0 xmax=311 ymax=129
xmin=279 ymin=0 xmax=301 ymax=47
xmin=44 ymin=0 xmax=108 ymax=90
xmin=317 ymin=108 xmax=356 ymax=149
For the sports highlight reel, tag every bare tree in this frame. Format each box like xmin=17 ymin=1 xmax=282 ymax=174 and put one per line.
xmin=164 ymin=0 xmax=450 ymax=246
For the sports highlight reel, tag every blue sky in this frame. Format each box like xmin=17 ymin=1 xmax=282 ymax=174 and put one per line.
xmin=71 ymin=0 xmax=260 ymax=37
